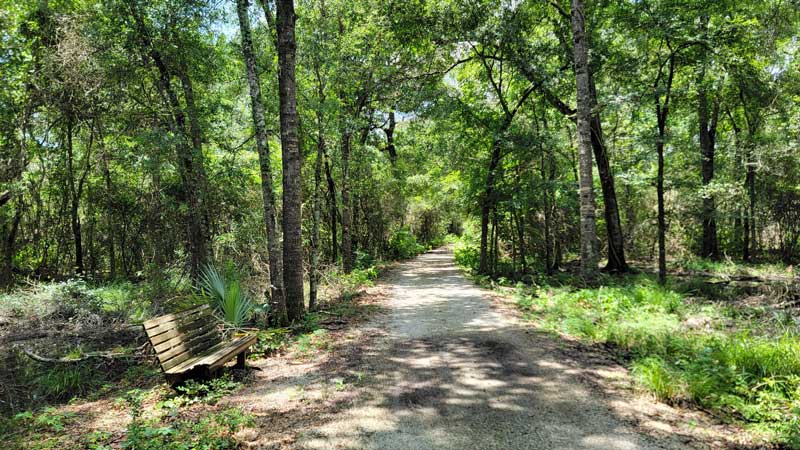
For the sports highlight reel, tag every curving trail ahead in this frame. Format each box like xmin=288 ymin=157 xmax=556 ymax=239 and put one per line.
xmin=297 ymin=248 xmax=693 ymax=450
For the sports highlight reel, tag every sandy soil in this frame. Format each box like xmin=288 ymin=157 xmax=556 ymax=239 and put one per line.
xmin=231 ymin=248 xmax=751 ymax=450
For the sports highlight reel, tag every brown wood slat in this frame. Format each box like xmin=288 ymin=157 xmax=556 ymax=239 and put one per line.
xmin=153 ymin=326 xmax=220 ymax=354
xmin=145 ymin=308 xmax=212 ymax=338
xmin=150 ymin=320 xmax=219 ymax=347
xmin=163 ymin=341 xmax=230 ymax=374
xmin=143 ymin=304 xmax=210 ymax=330
xmin=159 ymin=331 xmax=222 ymax=370
xmin=207 ymin=334 xmax=257 ymax=371
xmin=165 ymin=334 xmax=256 ymax=374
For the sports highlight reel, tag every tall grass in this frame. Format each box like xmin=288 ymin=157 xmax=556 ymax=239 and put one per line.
xmin=517 ymin=281 xmax=800 ymax=447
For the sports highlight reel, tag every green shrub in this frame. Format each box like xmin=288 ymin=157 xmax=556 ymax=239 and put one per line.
xmin=517 ymin=281 xmax=800 ymax=446
xmin=453 ymin=240 xmax=480 ymax=272
xmin=388 ymin=228 xmax=425 ymax=260
xmin=197 ymin=264 xmax=254 ymax=328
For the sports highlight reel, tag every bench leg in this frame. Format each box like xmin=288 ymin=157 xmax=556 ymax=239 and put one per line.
xmin=236 ymin=351 xmax=246 ymax=369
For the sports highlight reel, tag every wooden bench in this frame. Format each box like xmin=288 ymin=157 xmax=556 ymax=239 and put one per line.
xmin=142 ymin=304 xmax=257 ymax=384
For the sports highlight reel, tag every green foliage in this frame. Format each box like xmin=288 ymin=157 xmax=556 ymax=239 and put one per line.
xmin=388 ymin=228 xmax=425 ymax=260
xmin=156 ymin=374 xmax=241 ymax=411
xmin=294 ymin=329 xmax=331 ymax=357
xmin=251 ymin=327 xmax=293 ymax=356
xmin=326 ymin=266 xmax=379 ymax=301
xmin=197 ymin=264 xmax=254 ymax=328
xmin=33 ymin=364 xmax=97 ymax=401
xmin=124 ymin=389 xmax=252 ymax=450
xmin=517 ymin=280 xmax=800 ymax=445
xmin=453 ymin=240 xmax=481 ymax=273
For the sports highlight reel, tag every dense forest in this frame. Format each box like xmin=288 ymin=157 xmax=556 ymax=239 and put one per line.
xmin=2 ymin=0 xmax=800 ymax=448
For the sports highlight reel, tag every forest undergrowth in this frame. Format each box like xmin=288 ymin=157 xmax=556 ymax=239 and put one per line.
xmin=454 ymin=236 xmax=800 ymax=448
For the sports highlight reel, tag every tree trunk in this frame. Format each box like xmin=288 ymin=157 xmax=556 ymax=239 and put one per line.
xmin=744 ymin=158 xmax=756 ymax=261
xmin=340 ymin=132 xmax=354 ymax=273
xmin=235 ymin=0 xmax=286 ymax=323
xmin=511 ymin=45 xmax=627 ymax=273
xmin=588 ymin=76 xmax=627 ymax=273
xmin=384 ymin=111 xmax=397 ymax=164
xmin=310 ymin=72 xmax=326 ymax=311
xmin=1 ymin=197 xmax=22 ymax=286
xmin=478 ymin=139 xmax=502 ymax=275
xmin=175 ymin=65 xmax=210 ymax=280
xmin=100 ymin=140 xmax=116 ymax=280
xmin=324 ymin=152 xmax=338 ymax=262
xmin=276 ymin=0 xmax=305 ymax=321
xmin=65 ymin=119 xmax=84 ymax=275
xmin=654 ymin=54 xmax=676 ymax=285
xmin=571 ymin=0 xmax=599 ymax=280
xmin=698 ymin=77 xmax=719 ymax=259
xmin=542 ymin=150 xmax=553 ymax=274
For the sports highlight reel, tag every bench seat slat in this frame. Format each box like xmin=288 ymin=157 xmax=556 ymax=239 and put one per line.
xmin=160 ymin=330 xmax=222 ymax=370
xmin=164 ymin=334 xmax=257 ymax=374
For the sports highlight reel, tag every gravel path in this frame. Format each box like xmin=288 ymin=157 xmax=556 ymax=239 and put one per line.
xmin=297 ymin=249 xmax=690 ymax=450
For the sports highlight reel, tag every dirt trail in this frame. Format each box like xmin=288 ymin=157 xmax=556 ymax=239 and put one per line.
xmin=292 ymin=249 xmax=705 ymax=450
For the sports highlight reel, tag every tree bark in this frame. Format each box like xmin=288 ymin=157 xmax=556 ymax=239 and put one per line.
xmin=479 ymin=138 xmax=502 ymax=274
xmin=65 ymin=118 xmax=84 ymax=275
xmin=571 ymin=0 xmax=599 ymax=279
xmin=309 ymin=69 xmax=326 ymax=311
xmin=235 ymin=0 xmax=287 ymax=323
xmin=275 ymin=0 xmax=305 ymax=321
xmin=1 ymin=196 xmax=22 ymax=286
xmin=340 ymin=131 xmax=354 ymax=273
xmin=654 ymin=54 xmax=676 ymax=285
xmin=324 ymin=152 xmax=338 ymax=262
xmin=384 ymin=111 xmax=397 ymax=164
xmin=175 ymin=64 xmax=211 ymax=279
xmin=542 ymin=149 xmax=554 ymax=274
xmin=511 ymin=47 xmax=627 ymax=273
xmin=698 ymin=72 xmax=720 ymax=259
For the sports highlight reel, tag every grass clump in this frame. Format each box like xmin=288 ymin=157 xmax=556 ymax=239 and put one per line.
xmin=517 ymin=280 xmax=800 ymax=447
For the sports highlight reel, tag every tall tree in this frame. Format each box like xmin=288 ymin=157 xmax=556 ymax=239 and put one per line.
xmin=571 ymin=0 xmax=599 ymax=279
xmin=235 ymin=0 xmax=287 ymax=323
xmin=275 ymin=0 xmax=305 ymax=321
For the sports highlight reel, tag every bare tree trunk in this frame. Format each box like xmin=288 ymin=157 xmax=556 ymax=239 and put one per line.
xmin=571 ymin=0 xmax=599 ymax=280
xmin=1 ymin=197 xmax=22 ymax=286
xmin=100 ymin=137 xmax=116 ymax=279
xmin=384 ymin=111 xmax=397 ymax=164
xmin=587 ymin=76 xmax=627 ymax=273
xmin=479 ymin=139 xmax=502 ymax=275
xmin=276 ymin=0 xmax=305 ymax=321
xmin=309 ymin=68 xmax=326 ymax=310
xmin=65 ymin=119 xmax=84 ymax=275
xmin=175 ymin=65 xmax=210 ymax=279
xmin=656 ymin=130 xmax=667 ymax=284
xmin=698 ymin=74 xmax=719 ymax=259
xmin=324 ymin=153 xmax=338 ymax=262
xmin=542 ymin=150 xmax=553 ymax=274
xmin=654 ymin=54 xmax=676 ymax=285
xmin=744 ymin=157 xmax=756 ymax=261
xmin=235 ymin=0 xmax=286 ymax=323
xmin=340 ymin=132 xmax=354 ymax=273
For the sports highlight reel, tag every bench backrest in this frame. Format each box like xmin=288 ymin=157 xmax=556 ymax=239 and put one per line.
xmin=142 ymin=304 xmax=222 ymax=372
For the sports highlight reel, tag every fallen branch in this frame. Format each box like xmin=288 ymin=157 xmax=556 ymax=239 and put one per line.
xmin=22 ymin=348 xmax=147 ymax=364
